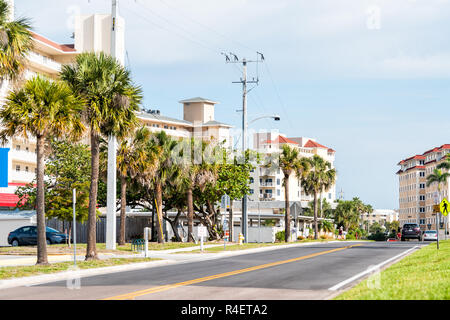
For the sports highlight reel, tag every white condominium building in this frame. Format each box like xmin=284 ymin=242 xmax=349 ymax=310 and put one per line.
xmin=249 ymin=132 xmax=337 ymax=207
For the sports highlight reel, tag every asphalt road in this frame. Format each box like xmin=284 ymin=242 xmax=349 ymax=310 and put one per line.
xmin=0 ymin=241 xmax=423 ymax=300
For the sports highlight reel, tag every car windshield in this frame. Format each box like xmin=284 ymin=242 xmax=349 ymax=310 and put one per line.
xmin=425 ymin=231 xmax=437 ymax=234
xmin=46 ymin=227 xmax=60 ymax=233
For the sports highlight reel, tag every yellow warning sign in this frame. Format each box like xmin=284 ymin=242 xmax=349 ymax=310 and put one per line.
xmin=440 ymin=198 xmax=449 ymax=216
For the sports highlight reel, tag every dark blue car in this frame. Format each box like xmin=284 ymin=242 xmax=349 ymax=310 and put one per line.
xmin=7 ymin=226 xmax=69 ymax=246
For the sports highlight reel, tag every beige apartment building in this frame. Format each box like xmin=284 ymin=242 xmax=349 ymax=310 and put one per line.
xmin=397 ymin=144 xmax=450 ymax=231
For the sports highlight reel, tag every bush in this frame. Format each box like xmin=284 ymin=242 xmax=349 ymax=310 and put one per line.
xmin=275 ymin=230 xmax=285 ymax=242
xmin=368 ymin=231 xmax=387 ymax=241
xmin=297 ymin=235 xmax=305 ymax=241
xmin=320 ymin=235 xmax=327 ymax=240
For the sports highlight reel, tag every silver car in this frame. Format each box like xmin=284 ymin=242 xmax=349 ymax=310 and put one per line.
xmin=422 ymin=230 xmax=438 ymax=241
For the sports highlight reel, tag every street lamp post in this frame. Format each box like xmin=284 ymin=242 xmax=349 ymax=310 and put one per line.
xmin=242 ymin=114 xmax=280 ymax=243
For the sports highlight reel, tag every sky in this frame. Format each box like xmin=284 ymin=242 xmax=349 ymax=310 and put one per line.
xmin=14 ymin=0 xmax=450 ymax=209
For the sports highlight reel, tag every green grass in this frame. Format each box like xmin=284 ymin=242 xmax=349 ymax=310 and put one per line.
xmin=0 ymin=242 xmax=212 ymax=255
xmin=0 ymin=257 xmax=160 ymax=280
xmin=335 ymin=240 xmax=450 ymax=300
xmin=178 ymin=239 xmax=345 ymax=253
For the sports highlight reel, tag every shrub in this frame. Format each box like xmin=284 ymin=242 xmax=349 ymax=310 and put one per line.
xmin=297 ymin=235 xmax=305 ymax=241
xmin=275 ymin=230 xmax=285 ymax=242
xmin=368 ymin=231 xmax=387 ymax=241
xmin=320 ymin=235 xmax=328 ymax=240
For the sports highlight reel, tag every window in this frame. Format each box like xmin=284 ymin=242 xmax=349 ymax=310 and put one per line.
xmin=420 ymin=195 xmax=425 ymax=201
xmin=277 ymin=179 xmax=280 ymax=185
xmin=25 ymin=166 xmax=29 ymax=172
xmin=249 ymin=189 xmax=254 ymax=194
xmin=15 ymin=165 xmax=20 ymax=172
xmin=16 ymin=145 xmax=20 ymax=151
xmin=25 ymin=147 xmax=29 ymax=152
xmin=419 ymin=172 xmax=425 ymax=177
xmin=419 ymin=184 xmax=425 ymax=189
xmin=249 ymin=177 xmax=254 ymax=184
xmin=277 ymin=190 xmax=281 ymax=196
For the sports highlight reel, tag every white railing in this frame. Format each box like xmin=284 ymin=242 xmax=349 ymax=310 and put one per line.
xmin=9 ymin=149 xmax=36 ymax=164
xmin=27 ymin=52 xmax=61 ymax=72
xmin=10 ymin=171 xmax=36 ymax=183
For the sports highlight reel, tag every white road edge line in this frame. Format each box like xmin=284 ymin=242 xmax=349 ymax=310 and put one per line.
xmin=328 ymin=245 xmax=419 ymax=291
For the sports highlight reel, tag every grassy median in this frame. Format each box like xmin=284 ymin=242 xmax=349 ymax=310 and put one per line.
xmin=335 ymin=240 xmax=450 ymax=300
xmin=0 ymin=257 xmax=161 ymax=280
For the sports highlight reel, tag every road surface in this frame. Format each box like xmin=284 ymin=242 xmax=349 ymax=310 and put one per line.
xmin=0 ymin=241 xmax=423 ymax=300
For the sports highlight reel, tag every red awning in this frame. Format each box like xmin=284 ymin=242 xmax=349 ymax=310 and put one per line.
xmin=0 ymin=193 xmax=21 ymax=207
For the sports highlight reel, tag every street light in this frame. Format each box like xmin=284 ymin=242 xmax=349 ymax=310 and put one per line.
xmin=241 ymin=114 xmax=281 ymax=243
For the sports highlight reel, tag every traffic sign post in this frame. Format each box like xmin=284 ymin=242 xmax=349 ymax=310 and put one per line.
xmin=198 ymin=226 xmax=207 ymax=252
xmin=440 ymin=198 xmax=449 ymax=240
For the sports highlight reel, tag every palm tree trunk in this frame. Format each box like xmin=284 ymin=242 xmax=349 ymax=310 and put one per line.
xmin=119 ymin=175 xmax=127 ymax=246
xmin=229 ymin=199 xmax=234 ymax=242
xmin=187 ymin=187 xmax=194 ymax=242
xmin=284 ymin=174 xmax=291 ymax=242
xmin=86 ymin=132 xmax=99 ymax=260
xmin=35 ymin=135 xmax=48 ymax=265
xmin=155 ymin=182 xmax=164 ymax=243
xmin=313 ymin=192 xmax=319 ymax=240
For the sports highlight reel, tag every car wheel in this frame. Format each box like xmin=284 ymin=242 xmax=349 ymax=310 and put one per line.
xmin=11 ymin=239 xmax=19 ymax=247
xmin=46 ymin=239 xmax=51 ymax=245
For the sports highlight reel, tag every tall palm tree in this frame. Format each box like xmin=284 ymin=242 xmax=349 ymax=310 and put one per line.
xmin=269 ymin=144 xmax=309 ymax=242
xmin=0 ymin=0 xmax=33 ymax=82
xmin=116 ymin=126 xmax=155 ymax=245
xmin=437 ymin=154 xmax=450 ymax=171
xmin=301 ymin=155 xmax=336 ymax=239
xmin=0 ymin=76 xmax=84 ymax=265
xmin=148 ymin=131 xmax=179 ymax=243
xmin=61 ymin=52 xmax=142 ymax=260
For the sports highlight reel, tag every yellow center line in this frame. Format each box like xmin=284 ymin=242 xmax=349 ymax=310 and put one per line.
xmin=103 ymin=244 xmax=362 ymax=300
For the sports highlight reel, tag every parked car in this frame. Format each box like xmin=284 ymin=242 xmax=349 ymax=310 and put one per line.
xmin=422 ymin=230 xmax=438 ymax=241
xmin=7 ymin=226 xmax=69 ymax=246
xmin=401 ymin=223 xmax=421 ymax=241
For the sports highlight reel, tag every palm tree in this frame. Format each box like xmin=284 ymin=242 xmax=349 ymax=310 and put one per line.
xmin=334 ymin=200 xmax=359 ymax=232
xmin=116 ymin=126 xmax=154 ymax=245
xmin=269 ymin=144 xmax=309 ymax=242
xmin=0 ymin=76 xmax=84 ymax=265
xmin=437 ymin=154 xmax=450 ymax=171
xmin=301 ymin=155 xmax=336 ymax=239
xmin=427 ymin=168 xmax=450 ymax=202
xmin=61 ymin=52 xmax=142 ymax=260
xmin=0 ymin=0 xmax=33 ymax=82
xmin=148 ymin=131 xmax=179 ymax=243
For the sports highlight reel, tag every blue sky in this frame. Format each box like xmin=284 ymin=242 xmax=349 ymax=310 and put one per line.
xmin=15 ymin=0 xmax=450 ymax=209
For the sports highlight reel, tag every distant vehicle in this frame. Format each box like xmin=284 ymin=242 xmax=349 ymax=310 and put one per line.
xmin=401 ymin=223 xmax=421 ymax=241
xmin=422 ymin=230 xmax=438 ymax=241
xmin=7 ymin=226 xmax=69 ymax=246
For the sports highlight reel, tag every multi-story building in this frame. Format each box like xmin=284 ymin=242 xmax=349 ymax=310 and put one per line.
xmin=249 ymin=132 xmax=337 ymax=208
xmin=397 ymin=144 xmax=450 ymax=231
xmin=360 ymin=209 xmax=398 ymax=226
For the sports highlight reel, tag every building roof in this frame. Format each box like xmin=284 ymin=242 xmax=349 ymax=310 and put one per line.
xmin=202 ymin=120 xmax=232 ymax=128
xmin=137 ymin=111 xmax=193 ymax=126
xmin=179 ymin=97 xmax=219 ymax=105
xmin=398 ymin=144 xmax=450 ymax=165
xmin=264 ymin=136 xmax=299 ymax=145
xmin=303 ymin=139 xmax=335 ymax=153
xmin=31 ymin=32 xmax=77 ymax=53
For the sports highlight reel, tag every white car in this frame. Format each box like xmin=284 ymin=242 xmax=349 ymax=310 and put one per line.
xmin=422 ymin=230 xmax=438 ymax=241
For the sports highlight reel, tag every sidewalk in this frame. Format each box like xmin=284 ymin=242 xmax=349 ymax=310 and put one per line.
xmin=0 ymin=243 xmax=225 ymax=267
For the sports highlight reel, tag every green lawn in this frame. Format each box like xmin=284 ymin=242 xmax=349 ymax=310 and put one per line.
xmin=0 ymin=257 xmax=160 ymax=280
xmin=0 ymin=242 xmax=213 ymax=255
xmin=335 ymin=240 xmax=450 ymax=300
xmin=178 ymin=239 xmax=344 ymax=253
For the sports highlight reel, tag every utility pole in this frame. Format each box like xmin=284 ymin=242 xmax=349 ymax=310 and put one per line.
xmin=224 ymin=52 xmax=264 ymax=243
xmin=106 ymin=0 xmax=122 ymax=250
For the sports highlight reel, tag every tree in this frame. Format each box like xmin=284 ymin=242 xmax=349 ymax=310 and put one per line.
xmin=266 ymin=144 xmax=309 ymax=242
xmin=0 ymin=76 xmax=84 ymax=265
xmin=116 ymin=126 xmax=154 ymax=245
xmin=426 ymin=168 xmax=450 ymax=202
xmin=15 ymin=140 xmax=94 ymax=245
xmin=0 ymin=0 xmax=33 ymax=82
xmin=334 ymin=200 xmax=359 ymax=232
xmin=437 ymin=154 xmax=450 ymax=171
xmin=301 ymin=155 xmax=336 ymax=239
xmin=146 ymin=131 xmax=179 ymax=243
xmin=304 ymin=198 xmax=333 ymax=218
xmin=61 ymin=52 xmax=142 ymax=260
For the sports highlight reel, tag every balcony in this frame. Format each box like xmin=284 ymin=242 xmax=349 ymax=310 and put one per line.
xmin=10 ymin=171 xmax=36 ymax=184
xmin=260 ymin=182 xmax=274 ymax=187
xmin=10 ymin=149 xmax=36 ymax=164
xmin=27 ymin=51 xmax=61 ymax=74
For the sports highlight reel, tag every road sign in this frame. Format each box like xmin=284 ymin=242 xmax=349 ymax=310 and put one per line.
xmin=197 ymin=226 xmax=207 ymax=237
xmin=440 ymin=198 xmax=449 ymax=216
xmin=433 ymin=205 xmax=441 ymax=213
